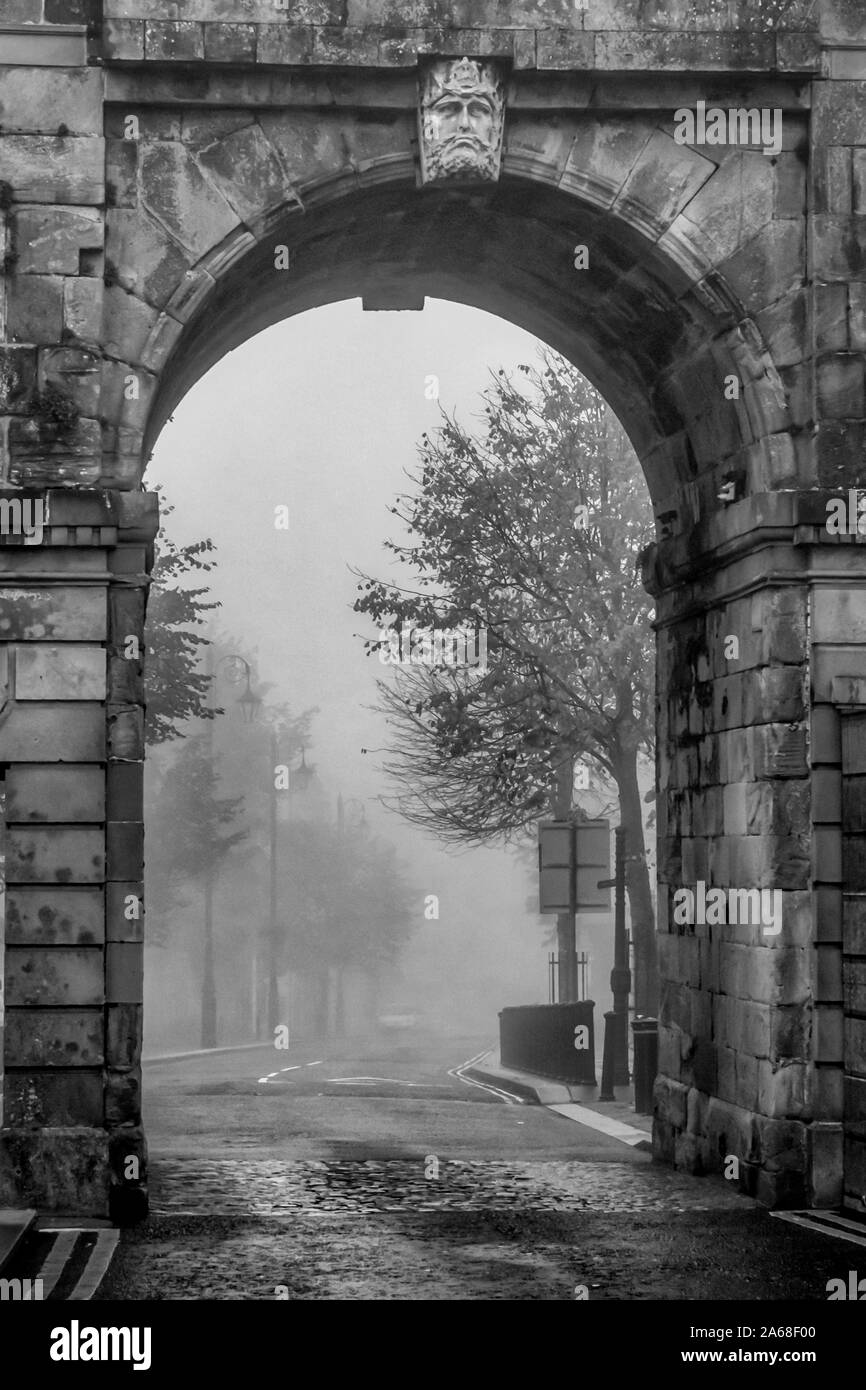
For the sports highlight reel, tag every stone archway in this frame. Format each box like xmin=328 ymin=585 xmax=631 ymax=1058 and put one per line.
xmin=0 ymin=2 xmax=863 ymax=1218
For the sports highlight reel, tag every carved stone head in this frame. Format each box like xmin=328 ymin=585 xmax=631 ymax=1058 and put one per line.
xmin=418 ymin=57 xmax=506 ymax=185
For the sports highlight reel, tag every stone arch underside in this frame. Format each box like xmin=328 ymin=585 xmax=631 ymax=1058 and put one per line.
xmin=96 ymin=106 xmax=806 ymax=544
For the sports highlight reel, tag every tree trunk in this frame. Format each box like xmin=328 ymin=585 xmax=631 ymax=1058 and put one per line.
xmin=316 ymin=968 xmax=329 ymax=1041
xmin=613 ymin=748 xmax=658 ymax=1015
xmin=334 ymin=968 xmax=346 ymax=1039
xmin=554 ymin=756 xmax=577 ymax=1002
xmin=201 ymin=872 xmax=217 ymax=1049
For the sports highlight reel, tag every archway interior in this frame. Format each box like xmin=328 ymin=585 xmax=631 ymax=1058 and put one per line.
xmin=145 ymin=180 xmax=747 ymax=520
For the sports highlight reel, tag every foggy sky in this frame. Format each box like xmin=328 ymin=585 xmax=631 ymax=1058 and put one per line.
xmin=146 ymin=299 xmax=618 ymax=1022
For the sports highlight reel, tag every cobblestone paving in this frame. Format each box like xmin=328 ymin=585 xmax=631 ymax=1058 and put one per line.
xmin=151 ymin=1156 xmax=753 ymax=1215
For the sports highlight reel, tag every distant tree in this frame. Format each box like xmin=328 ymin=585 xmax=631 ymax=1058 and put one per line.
xmin=145 ymin=487 xmax=221 ymax=745
xmin=353 ymin=350 xmax=658 ymax=1011
xmin=276 ymin=818 xmax=415 ymax=1036
xmin=144 ymin=733 xmax=245 ymax=1044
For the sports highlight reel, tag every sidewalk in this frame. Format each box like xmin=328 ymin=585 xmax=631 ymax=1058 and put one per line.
xmin=465 ymin=1045 xmax=653 ymax=1149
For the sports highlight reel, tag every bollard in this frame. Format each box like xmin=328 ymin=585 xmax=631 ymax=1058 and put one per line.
xmin=597 ymin=1009 xmax=617 ymax=1102
xmin=632 ymin=1015 xmax=658 ymax=1115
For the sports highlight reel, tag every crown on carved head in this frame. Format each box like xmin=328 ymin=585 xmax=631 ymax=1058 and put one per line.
xmin=427 ymin=56 xmax=501 ymax=103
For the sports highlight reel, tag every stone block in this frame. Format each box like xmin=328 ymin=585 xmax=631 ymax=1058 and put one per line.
xmin=595 ymin=30 xmax=774 ymax=72
xmin=754 ymin=1115 xmax=808 ymax=1177
xmin=106 ymin=942 xmax=142 ymax=1005
xmin=202 ymin=22 xmax=256 ymax=62
xmin=0 ymin=584 xmax=105 ymax=640
xmin=716 ymin=1044 xmax=737 ymax=1104
xmin=6 ymin=944 xmax=103 ymax=1006
xmin=6 ymin=274 xmax=64 ymax=345
xmin=807 ymin=1122 xmax=844 ymax=1207
xmin=7 ymin=825 xmax=104 ymax=884
xmin=815 ymin=1005 xmax=843 ymax=1062
xmin=255 ymin=24 xmax=315 ymax=65
xmin=107 ymin=763 xmax=142 ymax=822
xmin=6 ymin=765 xmax=105 ymax=823
xmin=3 ymin=1072 xmax=104 ymax=1128
xmin=0 ymin=344 xmax=37 ymax=411
xmin=812 ymin=705 xmax=841 ymax=764
xmin=195 ymin=123 xmax=290 ymax=224
xmin=6 ymin=886 xmax=104 ymax=946
xmin=0 ymin=136 xmax=104 ymax=205
xmin=106 ymin=881 xmax=143 ymax=943
xmin=312 ymin=27 xmax=381 ymax=65
xmin=104 ymin=19 xmax=145 ymax=61
xmin=814 ymin=283 xmax=849 ymax=352
xmin=14 ymin=207 xmax=103 ymax=278
xmin=723 ymin=782 xmax=748 ymax=835
xmin=144 ymin=21 xmax=205 ymax=61
xmin=0 ymin=68 xmax=103 ymax=137
xmin=107 ymin=705 xmax=144 ymax=761
xmin=63 ymin=277 xmax=103 ymax=344
xmin=14 ymin=643 xmax=105 ymax=700
xmin=735 ymin=1049 xmax=759 ymax=1110
xmin=0 ymin=1126 xmax=109 ymax=1214
xmin=0 ymin=703 xmax=104 ymax=762
xmin=820 ymin=945 xmax=844 ymax=1002
xmin=5 ymin=1008 xmax=104 ymax=1067
xmin=845 ymin=1016 xmax=866 ymax=1073
xmin=813 ymin=825 xmax=842 ymax=883
xmin=106 ymin=1004 xmax=142 ymax=1070
xmin=139 ymin=142 xmax=238 ymax=260
xmin=107 ymin=822 xmax=144 ymax=881
xmin=818 ymin=353 xmax=866 ymax=418
xmin=536 ymin=30 xmax=596 ymax=70
xmin=105 ymin=1068 xmax=141 ymax=1125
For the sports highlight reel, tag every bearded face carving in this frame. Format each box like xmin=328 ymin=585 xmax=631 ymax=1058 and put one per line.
xmin=418 ymin=57 xmax=506 ymax=185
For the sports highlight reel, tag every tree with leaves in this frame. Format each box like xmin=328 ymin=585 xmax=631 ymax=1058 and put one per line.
xmin=275 ymin=817 xmax=415 ymax=1037
xmin=353 ymin=351 xmax=658 ymax=1011
xmin=145 ymin=487 xmax=221 ymax=746
xmin=145 ymin=732 xmax=246 ymax=1044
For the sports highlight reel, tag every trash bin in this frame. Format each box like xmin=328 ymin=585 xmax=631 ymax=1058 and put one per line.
xmin=631 ymin=1015 xmax=658 ymax=1115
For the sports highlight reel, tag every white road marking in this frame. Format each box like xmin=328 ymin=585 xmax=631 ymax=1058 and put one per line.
xmin=772 ymin=1211 xmax=866 ymax=1249
xmin=38 ymin=1227 xmax=120 ymax=1301
xmin=326 ymin=1076 xmax=425 ymax=1086
xmin=34 ymin=1230 xmax=78 ymax=1299
xmin=306 ymin=1060 xmax=323 ymax=1067
xmin=448 ymin=1050 xmax=525 ymax=1105
xmin=67 ymin=1229 xmax=119 ymax=1300
xmin=547 ymin=1102 xmax=650 ymax=1146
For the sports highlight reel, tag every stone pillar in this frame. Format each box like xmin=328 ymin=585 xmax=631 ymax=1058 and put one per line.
xmin=648 ymin=494 xmax=814 ymax=1207
xmin=0 ymin=489 xmax=157 ymax=1220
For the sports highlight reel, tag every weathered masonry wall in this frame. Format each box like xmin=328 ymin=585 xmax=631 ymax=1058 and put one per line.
xmin=0 ymin=494 xmax=154 ymax=1218
xmin=1 ymin=0 xmax=866 ymax=1215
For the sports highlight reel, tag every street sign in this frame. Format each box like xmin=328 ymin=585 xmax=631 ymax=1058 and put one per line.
xmin=575 ymin=820 xmax=611 ymax=911
xmin=538 ymin=818 xmax=611 ymax=913
xmin=538 ymin=821 xmax=574 ymax=913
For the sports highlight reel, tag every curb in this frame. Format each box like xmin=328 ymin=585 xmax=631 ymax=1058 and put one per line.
xmin=143 ymin=1041 xmax=270 ymax=1064
xmin=0 ymin=1207 xmax=37 ymax=1275
xmin=463 ymin=1065 xmax=546 ymax=1103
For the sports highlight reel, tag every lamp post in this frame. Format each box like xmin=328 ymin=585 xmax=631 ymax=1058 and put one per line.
xmin=260 ymin=709 xmax=313 ymax=1038
xmin=200 ymin=651 xmax=259 ymax=1049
